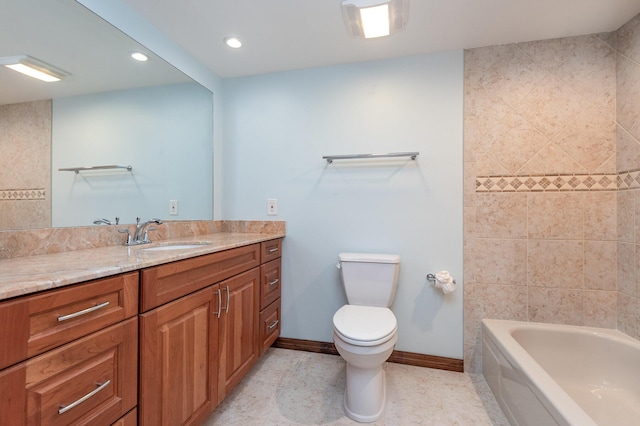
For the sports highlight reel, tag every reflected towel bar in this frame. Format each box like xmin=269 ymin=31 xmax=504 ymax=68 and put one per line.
xmin=323 ymin=152 xmax=419 ymax=163
xmin=59 ymin=165 xmax=133 ymax=174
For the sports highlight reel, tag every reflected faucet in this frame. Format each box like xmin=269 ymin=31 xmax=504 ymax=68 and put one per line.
xmin=93 ymin=217 xmax=120 ymax=225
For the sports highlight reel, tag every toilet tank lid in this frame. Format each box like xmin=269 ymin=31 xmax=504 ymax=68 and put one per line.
xmin=339 ymin=253 xmax=400 ymax=264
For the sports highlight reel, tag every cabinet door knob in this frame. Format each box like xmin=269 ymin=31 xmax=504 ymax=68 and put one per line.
xmin=268 ymin=319 xmax=279 ymax=330
xmin=57 ymin=301 xmax=110 ymax=322
xmin=268 ymin=278 xmax=279 ymax=286
xmin=268 ymin=247 xmax=278 ymax=253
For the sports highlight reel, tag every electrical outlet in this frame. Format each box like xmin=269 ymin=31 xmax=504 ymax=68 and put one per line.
xmin=169 ymin=200 xmax=179 ymax=215
xmin=267 ymin=198 xmax=277 ymax=215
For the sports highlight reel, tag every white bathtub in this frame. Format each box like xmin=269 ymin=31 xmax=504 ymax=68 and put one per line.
xmin=482 ymin=319 xmax=640 ymax=426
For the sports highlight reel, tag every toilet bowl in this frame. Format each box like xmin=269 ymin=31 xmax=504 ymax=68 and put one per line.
xmin=333 ymin=304 xmax=398 ymax=422
xmin=332 ymin=252 xmax=400 ymax=423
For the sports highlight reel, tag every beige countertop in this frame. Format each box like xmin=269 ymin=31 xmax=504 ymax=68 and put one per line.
xmin=0 ymin=232 xmax=284 ymax=301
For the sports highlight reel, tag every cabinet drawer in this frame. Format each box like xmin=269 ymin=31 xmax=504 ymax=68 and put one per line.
xmin=0 ymin=318 xmax=138 ymax=426
xmin=112 ymin=409 xmax=137 ymax=426
xmin=0 ymin=272 xmax=139 ymax=370
xmin=260 ymin=239 xmax=282 ymax=264
xmin=140 ymin=244 xmax=260 ymax=312
xmin=260 ymin=258 xmax=281 ymax=310
xmin=259 ymin=299 xmax=281 ymax=356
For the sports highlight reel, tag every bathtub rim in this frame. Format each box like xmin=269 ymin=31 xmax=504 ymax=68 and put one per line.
xmin=481 ymin=319 xmax=640 ymax=426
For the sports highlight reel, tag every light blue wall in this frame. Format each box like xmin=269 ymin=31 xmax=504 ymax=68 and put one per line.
xmin=77 ymin=0 xmax=224 ymax=218
xmin=221 ymin=52 xmax=464 ymax=358
xmin=51 ymin=83 xmax=213 ymax=226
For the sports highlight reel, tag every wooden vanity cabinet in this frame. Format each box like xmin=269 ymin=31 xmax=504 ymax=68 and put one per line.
xmin=139 ymin=285 xmax=220 ymax=426
xmin=217 ymin=268 xmax=260 ymax=403
xmin=0 ymin=273 xmax=139 ymax=426
xmin=259 ymin=241 xmax=282 ymax=356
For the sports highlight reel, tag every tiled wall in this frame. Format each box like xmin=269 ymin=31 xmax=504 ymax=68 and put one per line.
xmin=465 ymin=14 xmax=640 ymax=372
xmin=464 ymin=30 xmax=622 ymax=371
xmin=616 ymin=15 xmax=640 ymax=341
xmin=0 ymin=100 xmax=51 ymax=229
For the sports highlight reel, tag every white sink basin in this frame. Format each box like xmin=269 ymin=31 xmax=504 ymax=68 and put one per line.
xmin=143 ymin=243 xmax=210 ymax=251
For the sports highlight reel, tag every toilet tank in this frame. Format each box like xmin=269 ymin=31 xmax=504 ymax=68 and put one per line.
xmin=338 ymin=253 xmax=400 ymax=307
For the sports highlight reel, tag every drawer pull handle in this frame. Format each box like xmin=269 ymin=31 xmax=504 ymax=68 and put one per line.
xmin=224 ymin=285 xmax=230 ymax=314
xmin=58 ymin=380 xmax=111 ymax=414
xmin=214 ymin=289 xmax=222 ymax=318
xmin=268 ymin=247 xmax=278 ymax=253
xmin=268 ymin=320 xmax=279 ymax=330
xmin=57 ymin=301 xmax=110 ymax=322
xmin=268 ymin=278 xmax=279 ymax=286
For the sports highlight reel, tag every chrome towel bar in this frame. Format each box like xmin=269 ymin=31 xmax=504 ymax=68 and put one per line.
xmin=59 ymin=165 xmax=132 ymax=173
xmin=323 ymin=152 xmax=419 ymax=163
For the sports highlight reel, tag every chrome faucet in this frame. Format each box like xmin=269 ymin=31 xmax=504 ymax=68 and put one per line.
xmin=93 ymin=217 xmax=120 ymax=225
xmin=133 ymin=217 xmax=163 ymax=244
xmin=119 ymin=217 xmax=163 ymax=246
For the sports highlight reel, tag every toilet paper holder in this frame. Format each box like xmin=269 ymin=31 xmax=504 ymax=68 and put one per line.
xmin=426 ymin=273 xmax=456 ymax=285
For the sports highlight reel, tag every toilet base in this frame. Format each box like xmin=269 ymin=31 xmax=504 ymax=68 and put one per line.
xmin=343 ymin=364 xmax=387 ymax=423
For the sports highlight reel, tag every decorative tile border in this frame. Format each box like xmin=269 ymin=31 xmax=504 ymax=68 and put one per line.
xmin=0 ymin=188 xmax=46 ymax=200
xmin=476 ymin=169 xmax=640 ymax=192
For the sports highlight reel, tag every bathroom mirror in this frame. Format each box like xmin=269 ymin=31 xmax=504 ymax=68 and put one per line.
xmin=0 ymin=0 xmax=213 ymax=230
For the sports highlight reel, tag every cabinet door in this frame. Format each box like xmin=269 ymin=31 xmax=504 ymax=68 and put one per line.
xmin=139 ymin=286 xmax=220 ymax=426
xmin=217 ymin=268 xmax=260 ymax=403
xmin=0 ymin=318 xmax=137 ymax=426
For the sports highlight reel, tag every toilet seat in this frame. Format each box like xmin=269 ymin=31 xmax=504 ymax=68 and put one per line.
xmin=333 ymin=305 xmax=397 ymax=347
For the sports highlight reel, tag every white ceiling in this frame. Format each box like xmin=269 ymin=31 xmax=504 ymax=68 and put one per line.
xmin=121 ymin=0 xmax=640 ymax=79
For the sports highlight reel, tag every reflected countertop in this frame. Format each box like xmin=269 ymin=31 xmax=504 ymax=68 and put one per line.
xmin=0 ymin=232 xmax=285 ymax=301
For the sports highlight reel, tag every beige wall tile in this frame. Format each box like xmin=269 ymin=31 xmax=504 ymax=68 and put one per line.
xmin=583 ymin=290 xmax=617 ymax=328
xmin=584 ymin=241 xmax=617 ymax=290
xmin=470 ymin=44 xmax=546 ymax=107
xmin=584 ymin=191 xmax=617 ymax=241
xmin=476 ymin=193 xmax=527 ymax=238
xmin=515 ymin=143 xmax=586 ymax=175
xmin=617 ymin=242 xmax=635 ymax=296
xmin=477 ymin=284 xmax=528 ymax=320
xmin=477 ymin=110 xmax=548 ymax=174
xmin=528 ymin=287 xmax=583 ymax=325
xmin=527 ymin=240 xmax=584 ymax=288
xmin=551 ymin=107 xmax=616 ymax=173
xmin=618 ymin=292 xmax=640 ymax=339
xmin=554 ymin=36 xmax=616 ymax=114
xmin=528 ymin=192 xmax=583 ymax=239
xmin=473 ymin=238 xmax=527 ymax=285
xmin=618 ymin=190 xmax=635 ymax=243
xmin=617 ymin=53 xmax=640 ymax=141
xmin=617 ymin=13 xmax=640 ymax=64
xmin=617 ymin=124 xmax=640 ymax=172
xmin=515 ymin=74 xmax=583 ymax=139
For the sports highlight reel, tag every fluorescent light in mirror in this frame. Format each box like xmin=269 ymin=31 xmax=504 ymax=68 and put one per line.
xmin=0 ymin=55 xmax=69 ymax=82
xmin=224 ymin=37 xmax=242 ymax=48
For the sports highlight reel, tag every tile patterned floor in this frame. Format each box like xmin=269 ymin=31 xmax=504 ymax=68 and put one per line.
xmin=204 ymin=348 xmax=510 ymax=425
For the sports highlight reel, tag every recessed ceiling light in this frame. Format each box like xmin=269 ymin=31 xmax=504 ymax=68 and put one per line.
xmin=0 ymin=55 xmax=69 ymax=82
xmin=130 ymin=52 xmax=149 ymax=62
xmin=224 ymin=37 xmax=242 ymax=49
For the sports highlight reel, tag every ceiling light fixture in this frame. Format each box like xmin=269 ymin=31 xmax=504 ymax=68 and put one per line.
xmin=224 ymin=37 xmax=242 ymax=49
xmin=341 ymin=0 xmax=409 ymax=39
xmin=130 ymin=51 xmax=149 ymax=62
xmin=0 ymin=55 xmax=69 ymax=82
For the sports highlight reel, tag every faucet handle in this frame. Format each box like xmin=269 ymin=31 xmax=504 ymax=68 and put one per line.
xmin=118 ymin=228 xmax=133 ymax=246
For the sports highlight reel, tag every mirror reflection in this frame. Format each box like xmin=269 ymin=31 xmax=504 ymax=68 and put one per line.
xmin=0 ymin=0 xmax=213 ymax=230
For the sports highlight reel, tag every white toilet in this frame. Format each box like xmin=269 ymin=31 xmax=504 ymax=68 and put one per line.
xmin=332 ymin=252 xmax=400 ymax=423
